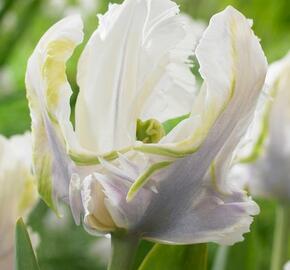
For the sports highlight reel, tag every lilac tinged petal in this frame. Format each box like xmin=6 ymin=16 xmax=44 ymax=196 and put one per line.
xmin=82 ymin=171 xmax=152 ymax=231
xmin=81 ymin=174 xmax=116 ymax=232
xmin=142 ymin=187 xmax=259 ymax=245
xmin=127 ymin=6 xmax=266 ymax=244
xmin=69 ymin=173 xmax=83 ymax=225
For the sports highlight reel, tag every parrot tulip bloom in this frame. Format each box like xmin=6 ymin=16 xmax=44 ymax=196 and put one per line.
xmin=25 ymin=0 xmax=267 ymax=252
xmin=0 ymin=133 xmax=38 ymax=269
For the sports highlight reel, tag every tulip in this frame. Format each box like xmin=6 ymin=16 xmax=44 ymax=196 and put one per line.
xmin=0 ymin=133 xmax=38 ymax=269
xmin=25 ymin=0 xmax=267 ymax=269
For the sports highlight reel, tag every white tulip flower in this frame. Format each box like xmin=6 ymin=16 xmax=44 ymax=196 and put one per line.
xmin=0 ymin=133 xmax=38 ymax=269
xmin=25 ymin=0 xmax=267 ymax=268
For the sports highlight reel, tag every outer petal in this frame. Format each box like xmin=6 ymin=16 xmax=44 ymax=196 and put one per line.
xmin=25 ymin=15 xmax=84 ymax=212
xmin=75 ymin=0 xmax=194 ymax=153
xmin=142 ymin=187 xmax=259 ymax=245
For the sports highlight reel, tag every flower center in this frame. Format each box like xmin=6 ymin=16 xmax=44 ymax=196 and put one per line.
xmin=136 ymin=119 xmax=165 ymax=143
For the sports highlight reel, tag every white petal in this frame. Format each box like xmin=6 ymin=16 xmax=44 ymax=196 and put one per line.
xmin=140 ymin=64 xmax=197 ymax=122
xmin=130 ymin=6 xmax=266 ymax=244
xmin=142 ymin=187 xmax=259 ymax=245
xmin=234 ymin=52 xmax=290 ymax=201
xmin=79 ymin=152 xmax=154 ymax=232
xmin=135 ymin=6 xmax=267 ymax=158
xmin=117 ymin=153 xmax=140 ymax=179
xmin=69 ymin=173 xmax=83 ymax=225
xmin=140 ymin=14 xmax=204 ymax=122
xmin=234 ymin=54 xmax=290 ymax=163
xmin=25 ymin=15 xmax=84 ymax=211
xmin=226 ymin=164 xmax=250 ymax=190
xmin=132 ymin=137 xmax=259 ymax=245
xmin=81 ymin=174 xmax=117 ymax=232
xmin=81 ymin=170 xmax=153 ymax=231
xmin=75 ymin=0 xmax=188 ymax=153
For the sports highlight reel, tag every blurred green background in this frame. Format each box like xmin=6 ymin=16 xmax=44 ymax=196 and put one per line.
xmin=0 ymin=0 xmax=289 ymax=269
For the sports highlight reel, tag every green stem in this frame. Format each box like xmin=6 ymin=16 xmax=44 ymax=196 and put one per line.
xmin=108 ymin=233 xmax=140 ymax=270
xmin=212 ymin=246 xmax=229 ymax=270
xmin=270 ymin=203 xmax=290 ymax=270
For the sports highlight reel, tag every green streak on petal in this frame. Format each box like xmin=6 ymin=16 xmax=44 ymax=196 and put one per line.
xmin=239 ymin=106 xmax=270 ymax=163
xmin=210 ymin=162 xmax=217 ymax=187
xmin=209 ymin=162 xmax=228 ymax=195
xmin=133 ymin=144 xmax=198 ymax=158
xmin=32 ymin=115 xmax=61 ymax=215
xmin=36 ymin=153 xmax=58 ymax=214
xmin=42 ymin=39 xmax=74 ymax=109
xmin=126 ymin=161 xmax=172 ymax=202
xmin=69 ymin=151 xmax=101 ymax=165
xmin=18 ymin=176 xmax=37 ymax=214
xmin=69 ymin=146 xmax=132 ymax=166
xmin=240 ymin=81 xmax=279 ymax=164
xmin=136 ymin=119 xmax=165 ymax=143
xmin=162 ymin=114 xmax=190 ymax=135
